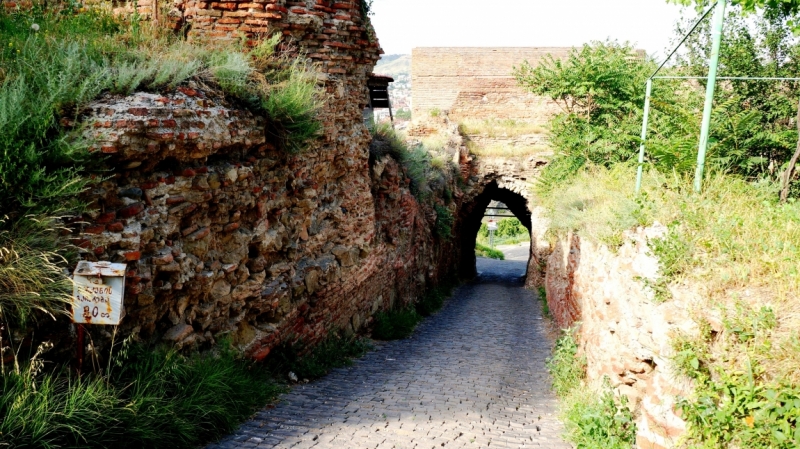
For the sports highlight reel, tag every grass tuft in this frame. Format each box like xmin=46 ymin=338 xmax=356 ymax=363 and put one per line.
xmin=475 ymin=243 xmax=505 ymax=260
xmin=0 ymin=342 xmax=284 ymax=448
xmin=266 ymin=333 xmax=372 ymax=381
xmin=372 ymin=308 xmax=421 ymax=340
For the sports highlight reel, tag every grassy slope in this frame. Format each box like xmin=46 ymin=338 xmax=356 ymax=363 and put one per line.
xmin=539 ymin=164 xmax=800 ymax=448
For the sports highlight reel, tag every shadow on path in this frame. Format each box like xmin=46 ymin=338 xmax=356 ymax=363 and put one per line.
xmin=208 ymin=254 xmax=569 ymax=449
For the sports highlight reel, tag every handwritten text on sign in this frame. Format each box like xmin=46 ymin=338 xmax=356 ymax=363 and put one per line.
xmin=72 ymin=261 xmax=126 ymax=325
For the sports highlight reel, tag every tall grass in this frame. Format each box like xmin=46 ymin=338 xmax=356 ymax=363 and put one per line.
xmin=0 ymin=343 xmax=284 ymax=448
xmin=0 ymin=216 xmax=73 ymax=325
xmin=540 ymin=164 xmax=800 ymax=445
xmin=369 ymin=123 xmax=458 ymax=204
xmin=0 ymin=6 xmax=324 ymax=322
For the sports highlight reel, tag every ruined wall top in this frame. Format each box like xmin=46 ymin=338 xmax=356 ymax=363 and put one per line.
xmin=411 ymin=47 xmax=571 ymax=122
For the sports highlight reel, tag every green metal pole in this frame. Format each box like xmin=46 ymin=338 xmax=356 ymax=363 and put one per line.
xmin=693 ymin=0 xmax=726 ymax=193
xmin=636 ymin=78 xmax=653 ymax=193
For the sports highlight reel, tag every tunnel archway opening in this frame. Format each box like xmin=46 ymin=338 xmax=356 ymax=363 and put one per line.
xmin=459 ymin=181 xmax=532 ymax=279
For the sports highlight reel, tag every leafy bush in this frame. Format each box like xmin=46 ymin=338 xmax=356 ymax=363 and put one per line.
xmin=372 ymin=308 xmax=421 ymax=340
xmin=0 ymin=343 xmax=284 ymax=448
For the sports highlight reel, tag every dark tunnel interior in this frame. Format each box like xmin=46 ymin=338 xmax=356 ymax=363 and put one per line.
xmin=458 ymin=181 xmax=532 ymax=279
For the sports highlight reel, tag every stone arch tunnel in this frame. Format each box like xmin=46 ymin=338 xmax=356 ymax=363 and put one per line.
xmin=457 ymin=181 xmax=532 ymax=279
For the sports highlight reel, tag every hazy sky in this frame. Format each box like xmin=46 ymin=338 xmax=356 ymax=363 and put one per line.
xmin=370 ymin=0 xmax=688 ymax=59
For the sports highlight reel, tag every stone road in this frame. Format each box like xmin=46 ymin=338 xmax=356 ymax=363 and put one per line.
xmin=209 ymin=246 xmax=571 ymax=449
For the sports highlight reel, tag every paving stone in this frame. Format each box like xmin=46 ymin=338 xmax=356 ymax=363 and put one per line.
xmin=208 ymin=258 xmax=570 ymax=448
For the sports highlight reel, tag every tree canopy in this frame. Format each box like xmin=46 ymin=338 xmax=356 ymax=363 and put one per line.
xmin=669 ymin=0 xmax=800 ymax=20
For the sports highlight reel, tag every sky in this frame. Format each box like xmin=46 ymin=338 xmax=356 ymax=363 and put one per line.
xmin=370 ymin=0 xmax=688 ymax=59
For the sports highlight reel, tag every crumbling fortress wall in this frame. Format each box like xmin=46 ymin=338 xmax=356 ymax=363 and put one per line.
xmin=411 ymin=47 xmax=568 ymax=124
xmin=67 ymin=0 xmax=469 ymax=358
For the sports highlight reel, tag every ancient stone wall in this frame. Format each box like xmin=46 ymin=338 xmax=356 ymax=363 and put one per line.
xmin=544 ymin=226 xmax=700 ymax=449
xmin=411 ymin=47 xmax=567 ymax=123
xmin=59 ymin=0 xmax=472 ymax=360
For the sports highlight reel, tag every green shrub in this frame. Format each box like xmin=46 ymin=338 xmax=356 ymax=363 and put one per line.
xmin=537 ymin=286 xmax=550 ymax=318
xmin=475 ymin=243 xmax=504 ymax=260
xmin=0 ymin=343 xmax=284 ymax=448
xmin=564 ymin=385 xmax=637 ymax=449
xmin=372 ymin=309 xmax=421 ymax=340
xmin=267 ymin=333 xmax=371 ymax=381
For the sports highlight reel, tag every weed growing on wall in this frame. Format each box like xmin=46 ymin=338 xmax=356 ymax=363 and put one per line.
xmin=369 ymin=123 xmax=460 ymax=207
xmin=673 ymin=304 xmax=800 ymax=448
xmin=0 ymin=6 xmax=324 ymax=323
xmin=434 ymin=204 xmax=454 ymax=239
xmin=546 ymin=329 xmax=636 ymax=448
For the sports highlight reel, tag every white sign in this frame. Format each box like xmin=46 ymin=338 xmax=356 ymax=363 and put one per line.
xmin=487 ymin=220 xmax=498 ymax=231
xmin=72 ymin=261 xmax=126 ymax=325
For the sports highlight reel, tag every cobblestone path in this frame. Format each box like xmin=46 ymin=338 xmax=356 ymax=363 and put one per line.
xmin=209 ymin=254 xmax=571 ymax=449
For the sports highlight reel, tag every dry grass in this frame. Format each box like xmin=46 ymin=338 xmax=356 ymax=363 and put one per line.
xmin=459 ymin=118 xmax=547 ymax=137
xmin=538 ymin=164 xmax=800 ymax=383
xmin=467 ymin=141 xmax=551 ymax=158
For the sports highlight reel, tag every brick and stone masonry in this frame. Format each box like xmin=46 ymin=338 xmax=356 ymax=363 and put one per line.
xmin=60 ymin=0 xmax=476 ymax=359
xmin=411 ymin=47 xmax=569 ymax=124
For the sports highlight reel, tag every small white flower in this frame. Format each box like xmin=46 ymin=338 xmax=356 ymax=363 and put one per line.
xmin=31 ymin=23 xmax=40 ymax=32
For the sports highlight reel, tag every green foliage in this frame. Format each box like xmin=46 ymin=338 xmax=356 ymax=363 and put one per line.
xmin=669 ymin=0 xmax=800 ymax=21
xmin=674 ymin=306 xmax=800 ymax=449
xmin=372 ymin=308 xmax=421 ymax=340
xmin=267 ymin=333 xmax=372 ymax=380
xmin=537 ymin=286 xmax=551 ymax=318
xmin=514 ymin=41 xmax=651 ymax=177
xmin=475 ymin=242 xmax=505 ymax=260
xmin=434 ymin=204 xmax=454 ymax=239
xmin=0 ymin=216 xmax=73 ymax=325
xmin=495 ymin=217 xmax=526 ymax=238
xmin=395 ymin=109 xmax=412 ymax=120
xmin=520 ymin=27 xmax=800 ymax=193
xmin=0 ymin=343 xmax=284 ymax=448
xmin=547 ymin=330 xmax=636 ymax=449
xmin=548 ymin=329 xmax=586 ymax=397
xmin=564 ymin=385 xmax=637 ymax=449
xmin=415 ymin=283 xmax=454 ymax=317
